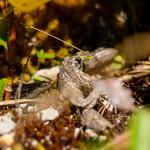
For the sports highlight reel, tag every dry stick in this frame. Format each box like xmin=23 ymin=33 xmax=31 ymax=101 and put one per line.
xmin=5 ymin=15 xmax=18 ymax=100
xmin=21 ymin=23 xmax=90 ymax=56
xmin=2 ymin=0 xmax=7 ymax=16
xmin=4 ymin=13 xmax=25 ymax=101
xmin=120 ymin=72 xmax=150 ymax=82
xmin=0 ymin=98 xmax=40 ymax=107
xmin=14 ymin=45 xmax=34 ymax=99
xmin=8 ymin=14 xmax=25 ymax=68
xmin=3 ymin=20 xmax=150 ymax=81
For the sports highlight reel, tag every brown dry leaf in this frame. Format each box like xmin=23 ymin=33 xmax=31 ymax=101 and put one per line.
xmin=116 ymin=32 xmax=150 ymax=64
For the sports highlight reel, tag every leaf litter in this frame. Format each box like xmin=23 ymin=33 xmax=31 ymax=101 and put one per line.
xmin=0 ymin=62 xmax=150 ymax=150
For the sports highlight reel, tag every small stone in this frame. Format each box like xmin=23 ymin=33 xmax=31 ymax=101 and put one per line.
xmin=19 ymin=103 xmax=27 ymax=108
xmin=74 ymin=128 xmax=80 ymax=138
xmin=15 ymin=107 xmax=23 ymax=116
xmin=32 ymin=66 xmax=60 ymax=81
xmin=0 ymin=113 xmax=16 ymax=135
xmin=85 ymin=129 xmax=97 ymax=138
xmin=27 ymin=106 xmax=34 ymax=112
xmin=38 ymin=107 xmax=59 ymax=121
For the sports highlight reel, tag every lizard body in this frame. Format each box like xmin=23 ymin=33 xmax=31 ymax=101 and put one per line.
xmin=58 ymin=47 xmax=117 ymax=108
xmin=58 ymin=47 xmax=117 ymax=131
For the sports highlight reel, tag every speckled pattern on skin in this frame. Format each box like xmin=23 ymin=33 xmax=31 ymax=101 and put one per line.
xmin=58 ymin=47 xmax=117 ymax=108
xmin=58 ymin=48 xmax=117 ymax=131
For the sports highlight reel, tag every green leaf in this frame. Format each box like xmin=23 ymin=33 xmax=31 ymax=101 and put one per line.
xmin=0 ymin=78 xmax=8 ymax=101
xmin=0 ymin=38 xmax=7 ymax=49
xmin=84 ymin=138 xmax=106 ymax=150
xmin=56 ymin=48 xmax=69 ymax=59
xmin=109 ymin=54 xmax=124 ymax=69
xmin=79 ymin=54 xmax=93 ymax=61
xmin=109 ymin=62 xmax=122 ymax=69
xmin=32 ymin=75 xmax=45 ymax=82
xmin=37 ymin=49 xmax=55 ymax=59
xmin=114 ymin=55 xmax=124 ymax=63
xmin=8 ymin=0 xmax=49 ymax=12
xmin=128 ymin=109 xmax=150 ymax=150
xmin=0 ymin=18 xmax=8 ymax=49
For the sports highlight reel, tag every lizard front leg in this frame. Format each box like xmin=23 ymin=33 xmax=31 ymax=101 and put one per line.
xmin=59 ymin=78 xmax=102 ymax=108
xmin=58 ymin=80 xmax=94 ymax=107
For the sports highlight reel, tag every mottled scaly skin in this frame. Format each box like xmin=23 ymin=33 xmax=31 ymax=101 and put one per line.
xmin=58 ymin=48 xmax=117 ymax=108
xmin=58 ymin=55 xmax=93 ymax=107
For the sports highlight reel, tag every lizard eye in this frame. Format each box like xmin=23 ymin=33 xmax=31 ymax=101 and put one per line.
xmin=74 ymin=57 xmax=84 ymax=69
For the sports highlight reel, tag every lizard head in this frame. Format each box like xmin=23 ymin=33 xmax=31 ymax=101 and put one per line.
xmin=73 ymin=56 xmax=85 ymax=70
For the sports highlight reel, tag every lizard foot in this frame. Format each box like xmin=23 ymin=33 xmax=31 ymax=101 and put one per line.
xmin=81 ymin=109 xmax=113 ymax=131
xmin=98 ymin=99 xmax=117 ymax=116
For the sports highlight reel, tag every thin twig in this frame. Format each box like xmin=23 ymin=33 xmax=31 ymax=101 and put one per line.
xmin=21 ymin=23 xmax=119 ymax=77
xmin=14 ymin=45 xmax=34 ymax=99
xmin=0 ymin=98 xmax=41 ymax=107
xmin=120 ymin=72 xmax=150 ymax=82
xmin=21 ymin=23 xmax=91 ymax=56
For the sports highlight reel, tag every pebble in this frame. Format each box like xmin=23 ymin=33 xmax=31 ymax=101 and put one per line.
xmin=37 ymin=107 xmax=59 ymax=121
xmin=0 ymin=113 xmax=16 ymax=135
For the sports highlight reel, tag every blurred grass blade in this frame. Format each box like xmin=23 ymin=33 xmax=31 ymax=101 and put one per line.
xmin=0 ymin=18 xmax=8 ymax=49
xmin=129 ymin=109 xmax=150 ymax=150
xmin=0 ymin=78 xmax=8 ymax=101
xmin=0 ymin=38 xmax=7 ymax=49
xmin=84 ymin=138 xmax=106 ymax=150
